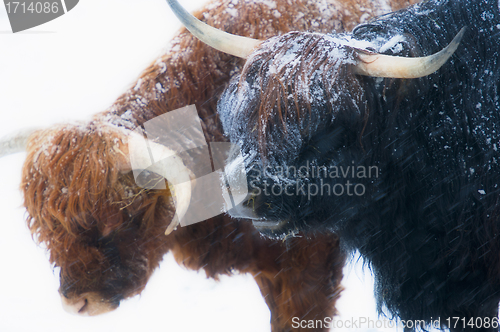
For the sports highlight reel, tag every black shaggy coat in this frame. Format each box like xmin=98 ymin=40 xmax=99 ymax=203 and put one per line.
xmin=218 ymin=0 xmax=500 ymax=329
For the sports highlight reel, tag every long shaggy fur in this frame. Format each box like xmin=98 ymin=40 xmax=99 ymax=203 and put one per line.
xmin=21 ymin=0 xmax=418 ymax=330
xmin=219 ymin=0 xmax=500 ymax=330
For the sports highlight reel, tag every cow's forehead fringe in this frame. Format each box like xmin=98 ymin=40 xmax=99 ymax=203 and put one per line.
xmin=27 ymin=123 xmax=126 ymax=174
xmin=253 ymin=32 xmax=357 ymax=72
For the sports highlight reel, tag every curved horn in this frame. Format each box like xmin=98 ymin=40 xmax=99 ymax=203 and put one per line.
xmin=0 ymin=127 xmax=40 ymax=158
xmin=354 ymin=27 xmax=465 ymax=78
xmin=126 ymin=131 xmax=194 ymax=235
xmin=166 ymin=0 xmax=262 ymax=58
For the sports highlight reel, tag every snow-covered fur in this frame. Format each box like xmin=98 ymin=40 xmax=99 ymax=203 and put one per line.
xmin=19 ymin=0 xmax=421 ymax=330
xmin=219 ymin=0 xmax=500 ymax=330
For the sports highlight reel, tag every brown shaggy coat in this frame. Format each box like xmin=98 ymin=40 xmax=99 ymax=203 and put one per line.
xmin=20 ymin=0 xmax=417 ymax=331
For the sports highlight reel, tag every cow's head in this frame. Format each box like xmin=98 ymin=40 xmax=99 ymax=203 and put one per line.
xmin=166 ymin=0 xmax=464 ymax=236
xmin=6 ymin=122 xmax=190 ymax=315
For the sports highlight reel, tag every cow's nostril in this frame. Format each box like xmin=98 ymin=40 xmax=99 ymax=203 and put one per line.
xmin=59 ymin=292 xmax=119 ymax=316
xmin=77 ymin=298 xmax=88 ymax=314
xmin=60 ymin=295 xmax=88 ymax=316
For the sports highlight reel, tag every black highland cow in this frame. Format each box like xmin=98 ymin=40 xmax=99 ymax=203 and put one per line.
xmin=167 ymin=0 xmax=500 ymax=330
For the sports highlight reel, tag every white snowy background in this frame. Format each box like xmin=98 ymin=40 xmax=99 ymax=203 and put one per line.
xmin=0 ymin=1 xmax=404 ymax=331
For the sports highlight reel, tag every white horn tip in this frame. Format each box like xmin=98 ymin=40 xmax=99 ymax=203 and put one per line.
xmin=355 ymin=27 xmax=466 ymax=79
